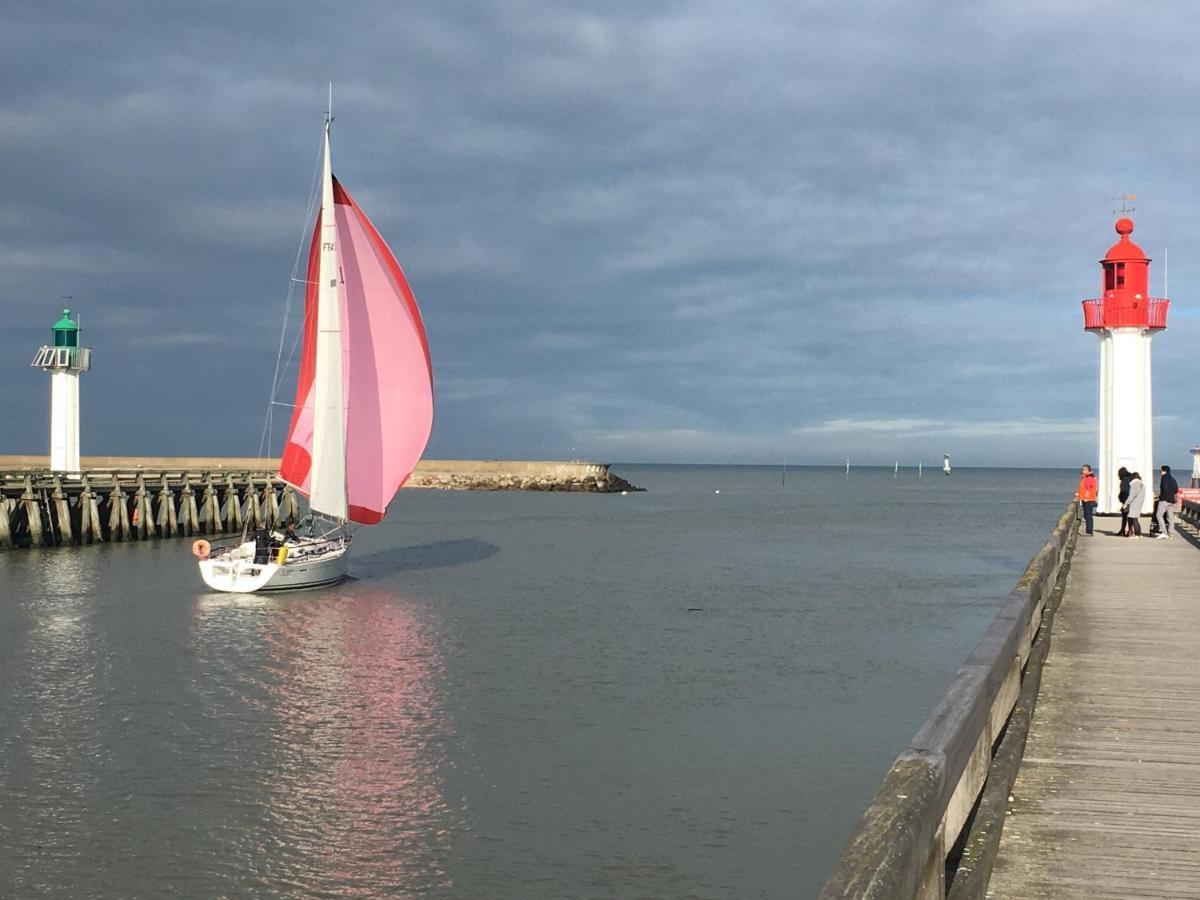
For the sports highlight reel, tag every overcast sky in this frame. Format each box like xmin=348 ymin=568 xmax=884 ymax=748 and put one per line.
xmin=4 ymin=1 xmax=1200 ymax=467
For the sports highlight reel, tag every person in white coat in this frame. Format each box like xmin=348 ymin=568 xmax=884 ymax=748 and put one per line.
xmin=1123 ymin=473 xmax=1146 ymax=537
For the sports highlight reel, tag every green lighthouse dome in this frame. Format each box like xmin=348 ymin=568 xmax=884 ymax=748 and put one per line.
xmin=52 ymin=309 xmax=79 ymax=348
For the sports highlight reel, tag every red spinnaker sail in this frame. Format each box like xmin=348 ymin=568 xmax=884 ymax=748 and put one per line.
xmin=279 ymin=178 xmax=434 ymax=524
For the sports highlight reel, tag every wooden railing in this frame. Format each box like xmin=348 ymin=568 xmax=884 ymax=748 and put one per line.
xmin=817 ymin=499 xmax=1079 ymax=899
xmin=1178 ymin=498 xmax=1200 ymax=530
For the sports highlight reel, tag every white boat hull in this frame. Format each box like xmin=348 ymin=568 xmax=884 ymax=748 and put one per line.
xmin=198 ymin=538 xmax=349 ymax=593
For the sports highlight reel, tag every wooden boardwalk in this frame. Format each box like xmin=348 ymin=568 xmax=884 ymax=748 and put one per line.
xmin=988 ymin=520 xmax=1200 ymax=898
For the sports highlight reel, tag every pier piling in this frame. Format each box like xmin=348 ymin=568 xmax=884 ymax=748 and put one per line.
xmin=52 ymin=477 xmax=72 ymax=545
xmin=0 ymin=496 xmax=13 ymax=549
xmin=134 ymin=475 xmax=152 ymax=540
xmin=281 ymin=484 xmax=299 ymax=523
xmin=263 ymin=479 xmax=280 ymax=530
xmin=222 ymin=475 xmax=243 ymax=533
xmin=21 ymin=477 xmax=46 ymax=548
xmin=244 ymin=477 xmax=262 ymax=530
xmin=200 ymin=476 xmax=220 ymax=536
xmin=155 ymin=475 xmax=176 ymax=537
xmin=79 ymin=476 xmax=103 ymax=544
xmin=107 ymin=476 xmax=130 ymax=542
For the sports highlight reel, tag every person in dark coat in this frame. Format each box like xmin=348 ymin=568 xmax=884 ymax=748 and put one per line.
xmin=1117 ymin=467 xmax=1132 ymax=536
xmin=1156 ymin=465 xmax=1179 ymax=539
xmin=254 ymin=527 xmax=270 ymax=563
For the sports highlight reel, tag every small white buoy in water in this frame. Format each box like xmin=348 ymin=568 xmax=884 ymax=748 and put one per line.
xmin=714 ymin=489 xmax=720 ymax=494
xmin=621 ymin=490 xmax=628 ymax=496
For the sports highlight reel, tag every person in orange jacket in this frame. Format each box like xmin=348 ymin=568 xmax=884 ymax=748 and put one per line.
xmin=1076 ymin=464 xmax=1098 ymax=535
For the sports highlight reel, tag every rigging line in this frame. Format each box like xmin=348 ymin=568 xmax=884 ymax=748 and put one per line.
xmin=258 ymin=127 xmax=326 ymax=459
xmin=264 ymin=131 xmax=324 ymax=439
xmin=262 ymin=281 xmax=310 ymax=441
xmin=278 ymin=315 xmax=307 ymax=397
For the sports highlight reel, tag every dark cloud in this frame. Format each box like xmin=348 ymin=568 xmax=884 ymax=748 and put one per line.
xmin=3 ymin=1 xmax=1199 ymax=466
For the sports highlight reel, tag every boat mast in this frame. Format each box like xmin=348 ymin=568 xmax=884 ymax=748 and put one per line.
xmin=308 ymin=111 xmax=349 ymax=521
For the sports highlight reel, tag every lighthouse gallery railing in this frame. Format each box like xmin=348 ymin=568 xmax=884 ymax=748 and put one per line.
xmin=1081 ymin=296 xmax=1169 ymax=330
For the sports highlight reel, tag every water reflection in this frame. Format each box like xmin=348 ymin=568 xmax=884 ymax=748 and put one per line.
xmin=0 ymin=550 xmax=107 ymax=895
xmin=192 ymin=582 xmax=456 ymax=897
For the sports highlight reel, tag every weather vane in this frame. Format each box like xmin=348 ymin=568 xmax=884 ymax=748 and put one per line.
xmin=1112 ymin=193 xmax=1137 ymax=216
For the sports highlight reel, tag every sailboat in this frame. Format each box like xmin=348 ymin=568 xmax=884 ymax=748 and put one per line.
xmin=943 ymin=453 xmax=952 ymax=476
xmin=197 ymin=114 xmax=434 ymax=593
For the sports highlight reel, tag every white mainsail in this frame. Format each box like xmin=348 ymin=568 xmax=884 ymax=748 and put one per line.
xmin=308 ymin=121 xmax=349 ymax=520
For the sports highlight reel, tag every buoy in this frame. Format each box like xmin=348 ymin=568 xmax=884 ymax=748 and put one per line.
xmin=192 ymin=539 xmax=211 ymax=559
xmin=714 ymin=489 xmax=720 ymax=494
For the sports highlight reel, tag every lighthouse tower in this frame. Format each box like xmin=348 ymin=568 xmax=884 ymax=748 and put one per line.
xmin=1082 ymin=218 xmax=1168 ymax=514
xmin=31 ymin=309 xmax=92 ymax=473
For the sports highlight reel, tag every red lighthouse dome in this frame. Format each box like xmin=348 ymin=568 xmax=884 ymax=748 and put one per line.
xmin=1082 ymin=217 xmax=1168 ymax=331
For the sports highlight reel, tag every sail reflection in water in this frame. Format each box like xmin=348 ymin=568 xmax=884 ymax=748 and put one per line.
xmin=193 ymin=585 xmax=457 ymax=896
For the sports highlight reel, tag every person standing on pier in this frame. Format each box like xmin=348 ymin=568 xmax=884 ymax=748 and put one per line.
xmin=1076 ymin=465 xmax=1098 ymax=535
xmin=1124 ymin=472 xmax=1146 ymax=537
xmin=1156 ymin=465 xmax=1179 ymax=539
xmin=1116 ymin=467 xmax=1132 ymax=535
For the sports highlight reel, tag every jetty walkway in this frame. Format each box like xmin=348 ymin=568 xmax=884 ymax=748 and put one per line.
xmin=819 ymin=501 xmax=1200 ymax=899
xmin=987 ymin=519 xmax=1200 ymax=898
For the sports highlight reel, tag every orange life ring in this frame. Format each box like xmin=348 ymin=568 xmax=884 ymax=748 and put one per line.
xmin=192 ymin=539 xmax=211 ymax=559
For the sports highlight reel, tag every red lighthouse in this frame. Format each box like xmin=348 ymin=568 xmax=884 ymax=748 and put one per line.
xmin=1081 ymin=217 xmax=1169 ymax=514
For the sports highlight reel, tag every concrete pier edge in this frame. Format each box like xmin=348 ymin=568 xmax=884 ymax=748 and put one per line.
xmin=0 ymin=456 xmax=641 ymax=494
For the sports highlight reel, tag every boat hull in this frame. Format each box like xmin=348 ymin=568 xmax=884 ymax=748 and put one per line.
xmin=198 ymin=540 xmax=349 ymax=593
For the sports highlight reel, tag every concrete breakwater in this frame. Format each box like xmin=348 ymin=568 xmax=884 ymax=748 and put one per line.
xmin=0 ymin=456 xmax=639 ymax=549
xmin=408 ymin=459 xmax=640 ymax=493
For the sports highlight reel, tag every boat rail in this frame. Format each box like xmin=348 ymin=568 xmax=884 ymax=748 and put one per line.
xmin=207 ymin=530 xmax=345 ymax=561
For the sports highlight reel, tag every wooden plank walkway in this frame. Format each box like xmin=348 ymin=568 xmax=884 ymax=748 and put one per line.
xmin=987 ymin=520 xmax=1200 ymax=898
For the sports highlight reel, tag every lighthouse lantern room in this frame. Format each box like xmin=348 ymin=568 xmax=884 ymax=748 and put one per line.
xmin=31 ymin=309 xmax=92 ymax=473
xmin=1082 ymin=218 xmax=1168 ymax=514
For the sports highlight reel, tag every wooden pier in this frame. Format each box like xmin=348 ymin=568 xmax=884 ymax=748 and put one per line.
xmin=0 ymin=462 xmax=299 ymax=549
xmin=986 ymin=508 xmax=1200 ymax=898
xmin=818 ymin=501 xmax=1200 ymax=898
xmin=0 ymin=455 xmax=636 ymax=549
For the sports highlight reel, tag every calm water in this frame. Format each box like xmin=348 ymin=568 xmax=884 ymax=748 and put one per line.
xmin=0 ymin=465 xmax=1071 ymax=899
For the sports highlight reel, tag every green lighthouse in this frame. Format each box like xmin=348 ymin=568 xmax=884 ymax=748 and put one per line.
xmin=31 ymin=307 xmax=92 ymax=472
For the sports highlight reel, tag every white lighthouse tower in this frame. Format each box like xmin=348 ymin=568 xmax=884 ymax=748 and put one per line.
xmin=31 ymin=309 xmax=92 ymax=473
xmin=1082 ymin=218 xmax=1168 ymax=514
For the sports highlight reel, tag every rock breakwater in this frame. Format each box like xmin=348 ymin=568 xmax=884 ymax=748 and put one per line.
xmin=405 ymin=460 xmax=642 ymax=493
